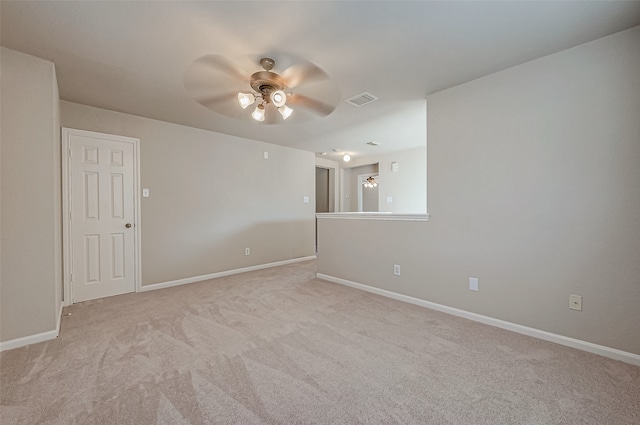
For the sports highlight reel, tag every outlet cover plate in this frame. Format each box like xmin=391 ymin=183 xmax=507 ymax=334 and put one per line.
xmin=569 ymin=294 xmax=582 ymax=311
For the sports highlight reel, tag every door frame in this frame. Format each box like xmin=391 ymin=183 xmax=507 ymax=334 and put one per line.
xmin=61 ymin=127 xmax=142 ymax=306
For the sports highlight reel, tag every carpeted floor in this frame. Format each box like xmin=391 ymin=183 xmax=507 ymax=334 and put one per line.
xmin=1 ymin=260 xmax=639 ymax=424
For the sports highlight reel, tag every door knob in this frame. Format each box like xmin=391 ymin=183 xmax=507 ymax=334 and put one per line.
xmin=125 ymin=223 xmax=132 ymax=228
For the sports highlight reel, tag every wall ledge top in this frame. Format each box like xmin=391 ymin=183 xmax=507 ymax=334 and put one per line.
xmin=316 ymin=212 xmax=429 ymax=222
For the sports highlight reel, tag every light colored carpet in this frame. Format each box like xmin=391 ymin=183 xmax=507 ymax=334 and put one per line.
xmin=1 ymin=260 xmax=639 ymax=424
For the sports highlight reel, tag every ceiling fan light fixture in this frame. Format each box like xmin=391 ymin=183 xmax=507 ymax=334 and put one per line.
xmin=238 ymin=92 xmax=256 ymax=109
xmin=271 ymin=90 xmax=287 ymax=107
xmin=278 ymin=104 xmax=293 ymax=120
xmin=252 ymin=104 xmax=265 ymax=121
xmin=363 ymin=176 xmax=378 ymax=188
xmin=186 ymin=54 xmax=337 ymax=124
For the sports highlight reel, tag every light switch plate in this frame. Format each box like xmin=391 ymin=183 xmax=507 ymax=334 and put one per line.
xmin=142 ymin=188 xmax=150 ymax=198
xmin=469 ymin=277 xmax=479 ymax=291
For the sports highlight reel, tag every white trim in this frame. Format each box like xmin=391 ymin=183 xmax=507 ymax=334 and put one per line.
xmin=56 ymin=302 xmax=64 ymax=335
xmin=133 ymin=134 xmax=142 ymax=294
xmin=61 ymin=128 xmax=141 ymax=306
xmin=62 ymin=128 xmax=71 ymax=306
xmin=0 ymin=304 xmax=64 ymax=352
xmin=141 ymin=256 xmax=317 ymax=292
xmin=0 ymin=329 xmax=59 ymax=352
xmin=316 ymin=273 xmax=640 ymax=367
xmin=316 ymin=212 xmax=429 ymax=221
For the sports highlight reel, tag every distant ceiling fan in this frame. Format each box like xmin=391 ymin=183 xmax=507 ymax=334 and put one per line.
xmin=184 ymin=54 xmax=340 ymax=124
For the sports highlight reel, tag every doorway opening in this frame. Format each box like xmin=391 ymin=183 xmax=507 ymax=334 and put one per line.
xmin=358 ymin=173 xmax=379 ymax=212
xmin=315 ymin=166 xmax=336 ymax=251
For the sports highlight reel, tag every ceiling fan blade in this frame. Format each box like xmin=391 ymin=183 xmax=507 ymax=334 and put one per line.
xmin=184 ymin=55 xmax=248 ymax=106
xmin=287 ymin=94 xmax=336 ymax=117
xmin=195 ymin=92 xmax=237 ymax=109
xmin=190 ymin=54 xmax=247 ymax=83
xmin=281 ymin=62 xmax=329 ymax=89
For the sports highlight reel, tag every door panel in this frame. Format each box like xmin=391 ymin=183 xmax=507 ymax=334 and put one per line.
xmin=69 ymin=134 xmax=136 ymax=302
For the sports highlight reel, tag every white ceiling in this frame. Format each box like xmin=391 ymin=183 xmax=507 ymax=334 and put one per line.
xmin=2 ymin=1 xmax=639 ymax=161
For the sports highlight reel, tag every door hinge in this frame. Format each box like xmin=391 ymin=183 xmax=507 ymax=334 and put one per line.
xmin=70 ymin=273 xmax=73 ymax=283
xmin=68 ymin=148 xmax=72 ymax=157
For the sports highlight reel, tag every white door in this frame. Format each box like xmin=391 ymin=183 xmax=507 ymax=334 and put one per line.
xmin=64 ymin=129 xmax=138 ymax=303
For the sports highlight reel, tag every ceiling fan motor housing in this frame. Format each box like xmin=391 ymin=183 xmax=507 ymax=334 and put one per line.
xmin=250 ymin=71 xmax=285 ymax=98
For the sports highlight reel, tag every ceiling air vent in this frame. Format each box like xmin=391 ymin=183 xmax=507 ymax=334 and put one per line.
xmin=366 ymin=141 xmax=381 ymax=146
xmin=344 ymin=92 xmax=378 ymax=107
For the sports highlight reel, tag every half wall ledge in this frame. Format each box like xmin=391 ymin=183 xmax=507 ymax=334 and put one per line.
xmin=316 ymin=212 xmax=429 ymax=221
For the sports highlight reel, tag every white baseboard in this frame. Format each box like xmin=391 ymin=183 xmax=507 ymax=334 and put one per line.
xmin=56 ymin=302 xmax=64 ymax=334
xmin=141 ymin=256 xmax=317 ymax=292
xmin=316 ymin=273 xmax=640 ymax=367
xmin=0 ymin=303 xmax=64 ymax=352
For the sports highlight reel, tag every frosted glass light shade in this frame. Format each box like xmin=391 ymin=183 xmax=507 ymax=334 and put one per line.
xmin=278 ymin=104 xmax=293 ymax=120
xmin=271 ymin=90 xmax=287 ymax=107
xmin=252 ymin=104 xmax=265 ymax=121
xmin=238 ymin=92 xmax=256 ymax=109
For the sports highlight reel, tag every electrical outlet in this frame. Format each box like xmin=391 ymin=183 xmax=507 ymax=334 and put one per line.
xmin=245 ymin=248 xmax=250 ymax=256
xmin=569 ymin=294 xmax=582 ymax=311
xmin=469 ymin=277 xmax=479 ymax=291
xmin=393 ymin=264 xmax=401 ymax=276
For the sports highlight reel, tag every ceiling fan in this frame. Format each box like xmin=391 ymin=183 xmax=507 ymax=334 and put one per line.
xmin=184 ymin=54 xmax=340 ymax=124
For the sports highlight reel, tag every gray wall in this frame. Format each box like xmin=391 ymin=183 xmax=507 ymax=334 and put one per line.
xmin=342 ymin=146 xmax=427 ymax=213
xmin=318 ymin=27 xmax=640 ymax=355
xmin=345 ymin=164 xmax=378 ymax=212
xmin=362 ymin=185 xmax=378 ymax=212
xmin=1 ymin=48 xmax=62 ymax=342
xmin=61 ymin=102 xmax=316 ymax=286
